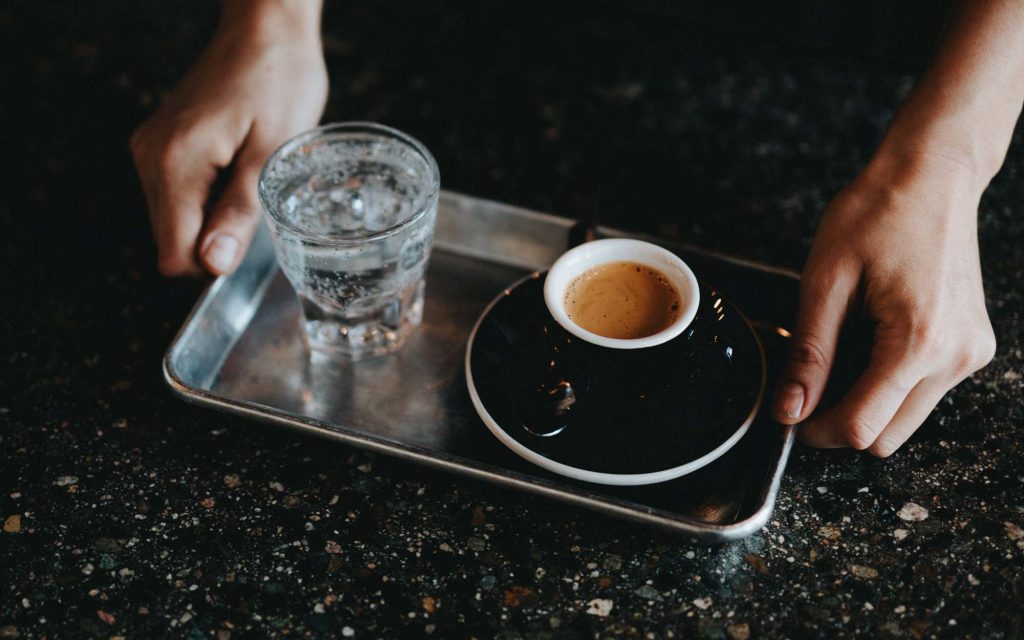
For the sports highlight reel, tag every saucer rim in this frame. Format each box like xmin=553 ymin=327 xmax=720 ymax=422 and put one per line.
xmin=465 ymin=271 xmax=767 ymax=486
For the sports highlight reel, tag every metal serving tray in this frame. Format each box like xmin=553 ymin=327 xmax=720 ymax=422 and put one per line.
xmin=165 ymin=191 xmax=798 ymax=541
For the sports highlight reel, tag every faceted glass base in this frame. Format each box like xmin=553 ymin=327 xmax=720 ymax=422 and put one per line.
xmin=300 ymin=280 xmax=425 ymax=361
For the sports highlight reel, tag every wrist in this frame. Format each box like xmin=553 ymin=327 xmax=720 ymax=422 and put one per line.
xmin=219 ymin=0 xmax=323 ymax=46
xmin=876 ymin=116 xmax=1001 ymax=189
xmin=877 ymin=57 xmax=1020 ymax=189
xmin=860 ymin=141 xmax=986 ymax=219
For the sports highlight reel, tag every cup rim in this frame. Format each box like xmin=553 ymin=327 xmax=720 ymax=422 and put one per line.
xmin=543 ymin=238 xmax=701 ymax=349
xmin=258 ymin=121 xmax=441 ymax=247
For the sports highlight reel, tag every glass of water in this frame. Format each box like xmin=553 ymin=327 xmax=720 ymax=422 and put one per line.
xmin=258 ymin=122 xmax=440 ymax=360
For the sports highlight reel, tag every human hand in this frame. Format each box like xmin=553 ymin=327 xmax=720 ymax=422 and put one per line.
xmin=771 ymin=154 xmax=996 ymax=457
xmin=131 ymin=3 xmax=327 ymax=276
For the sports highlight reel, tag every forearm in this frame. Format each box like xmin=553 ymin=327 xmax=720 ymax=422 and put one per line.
xmin=875 ymin=0 xmax=1024 ymax=186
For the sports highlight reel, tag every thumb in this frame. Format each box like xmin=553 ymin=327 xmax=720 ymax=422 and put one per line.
xmin=198 ymin=139 xmax=273 ymax=276
xmin=772 ymin=261 xmax=857 ymax=424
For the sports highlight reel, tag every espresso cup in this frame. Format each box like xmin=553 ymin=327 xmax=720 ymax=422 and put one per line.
xmin=543 ymin=238 xmax=700 ymax=350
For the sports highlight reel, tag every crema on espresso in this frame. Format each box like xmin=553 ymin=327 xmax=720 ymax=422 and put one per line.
xmin=563 ymin=261 xmax=681 ymax=339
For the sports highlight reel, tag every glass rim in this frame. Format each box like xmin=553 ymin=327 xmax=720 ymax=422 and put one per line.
xmin=258 ymin=121 xmax=441 ymax=246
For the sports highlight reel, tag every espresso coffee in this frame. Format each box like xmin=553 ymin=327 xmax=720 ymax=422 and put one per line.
xmin=563 ymin=261 xmax=681 ymax=339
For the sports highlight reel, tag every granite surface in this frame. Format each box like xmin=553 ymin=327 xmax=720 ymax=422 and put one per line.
xmin=2 ymin=2 xmax=1023 ymax=638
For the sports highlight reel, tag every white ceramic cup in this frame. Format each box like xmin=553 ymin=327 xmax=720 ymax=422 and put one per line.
xmin=542 ymin=238 xmax=700 ymax=349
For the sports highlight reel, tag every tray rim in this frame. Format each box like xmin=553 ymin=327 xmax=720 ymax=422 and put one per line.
xmin=163 ymin=189 xmax=798 ymax=541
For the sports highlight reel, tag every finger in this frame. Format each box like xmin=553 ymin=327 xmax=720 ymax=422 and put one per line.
xmin=866 ymin=377 xmax=948 ymax=458
xmin=199 ymin=138 xmax=273 ymax=275
xmin=129 ymin=131 xmax=161 ymax=250
xmin=798 ymin=346 xmax=922 ymax=450
xmin=153 ymin=157 xmax=219 ymax=277
xmin=154 ymin=188 xmax=205 ymax=277
xmin=772 ymin=261 xmax=858 ymax=424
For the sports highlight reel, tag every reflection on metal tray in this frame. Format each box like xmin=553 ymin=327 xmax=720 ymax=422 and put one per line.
xmin=165 ymin=191 xmax=798 ymax=541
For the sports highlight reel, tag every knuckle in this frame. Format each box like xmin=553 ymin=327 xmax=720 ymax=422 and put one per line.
xmin=955 ymin=329 xmax=997 ymax=375
xmin=789 ymin=336 xmax=830 ymax=372
xmin=842 ymin=415 xmax=879 ymax=450
xmin=181 ymin=120 xmax=236 ymax=166
xmin=192 ymin=132 xmax=229 ymax=165
xmin=156 ymin=139 xmax=185 ymax=174
xmin=951 ymin=351 xmax=975 ymax=378
xmin=907 ymin=321 xmax=946 ymax=361
xmin=974 ymin=329 xmax=997 ymax=366
xmin=155 ymin=121 xmax=209 ymax=172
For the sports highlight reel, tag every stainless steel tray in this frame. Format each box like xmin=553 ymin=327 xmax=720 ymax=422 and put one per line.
xmin=165 ymin=191 xmax=798 ymax=541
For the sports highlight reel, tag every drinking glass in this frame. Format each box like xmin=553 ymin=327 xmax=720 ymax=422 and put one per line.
xmin=259 ymin=122 xmax=440 ymax=360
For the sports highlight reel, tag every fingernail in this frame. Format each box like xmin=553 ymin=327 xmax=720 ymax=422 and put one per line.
xmin=204 ymin=234 xmax=239 ymax=274
xmin=774 ymin=383 xmax=805 ymax=420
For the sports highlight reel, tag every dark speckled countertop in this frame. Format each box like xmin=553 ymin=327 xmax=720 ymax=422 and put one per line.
xmin=2 ymin=2 xmax=1023 ymax=638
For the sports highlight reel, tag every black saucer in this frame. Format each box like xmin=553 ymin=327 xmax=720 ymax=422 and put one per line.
xmin=465 ymin=272 xmax=765 ymax=485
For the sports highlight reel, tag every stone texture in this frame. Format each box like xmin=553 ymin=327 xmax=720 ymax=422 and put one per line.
xmin=1 ymin=1 xmax=1022 ymax=637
